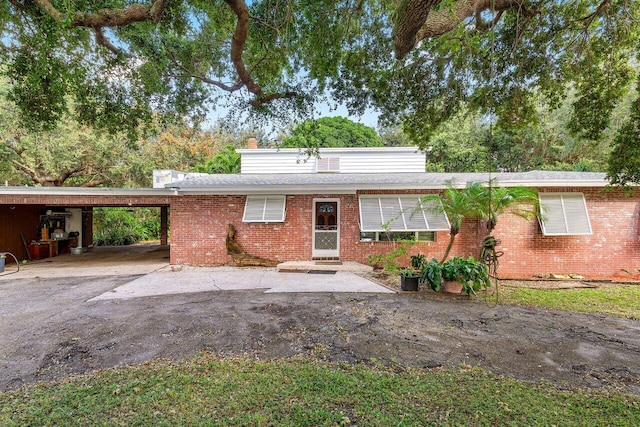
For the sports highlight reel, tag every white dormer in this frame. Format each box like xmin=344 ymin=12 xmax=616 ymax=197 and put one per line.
xmin=236 ymin=147 xmax=426 ymax=174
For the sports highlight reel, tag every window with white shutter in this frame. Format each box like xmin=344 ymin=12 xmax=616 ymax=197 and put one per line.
xmin=539 ymin=193 xmax=592 ymax=235
xmin=243 ymin=196 xmax=286 ymax=222
xmin=358 ymin=196 xmax=450 ymax=232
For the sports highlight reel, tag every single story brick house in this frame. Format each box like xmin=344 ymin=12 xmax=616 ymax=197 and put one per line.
xmin=1 ymin=146 xmax=638 ymax=279
xmin=166 ymin=147 xmax=640 ymax=279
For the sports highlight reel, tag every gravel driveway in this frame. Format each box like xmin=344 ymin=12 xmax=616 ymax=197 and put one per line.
xmin=1 ymin=270 xmax=639 ymax=395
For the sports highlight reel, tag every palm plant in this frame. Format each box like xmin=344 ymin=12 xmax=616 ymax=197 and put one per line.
xmin=421 ymin=181 xmax=539 ymax=264
xmin=195 ymin=145 xmax=241 ymax=174
xmin=483 ymin=183 xmax=539 ymax=235
xmin=422 ymin=182 xmax=487 ymax=264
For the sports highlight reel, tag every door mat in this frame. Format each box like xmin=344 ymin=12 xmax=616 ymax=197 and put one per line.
xmin=308 ymin=270 xmax=337 ymax=274
xmin=315 ymin=261 xmax=343 ymax=265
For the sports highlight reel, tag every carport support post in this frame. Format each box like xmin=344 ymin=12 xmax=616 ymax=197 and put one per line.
xmin=160 ymin=206 xmax=168 ymax=245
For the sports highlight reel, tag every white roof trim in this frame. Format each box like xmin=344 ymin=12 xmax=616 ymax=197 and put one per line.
xmin=236 ymin=146 xmax=422 ymax=154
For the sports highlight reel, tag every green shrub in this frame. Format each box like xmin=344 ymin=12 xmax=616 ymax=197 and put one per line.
xmin=93 ymin=207 xmax=161 ymax=246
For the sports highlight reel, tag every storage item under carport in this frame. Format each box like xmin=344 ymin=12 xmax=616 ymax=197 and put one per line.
xmin=28 ymin=242 xmax=50 ymax=260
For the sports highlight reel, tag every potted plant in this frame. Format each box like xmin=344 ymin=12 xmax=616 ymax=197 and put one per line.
xmin=400 ymin=267 xmax=420 ymax=291
xmin=441 ymin=256 xmax=491 ymax=295
xmin=410 ymin=254 xmax=426 ymax=270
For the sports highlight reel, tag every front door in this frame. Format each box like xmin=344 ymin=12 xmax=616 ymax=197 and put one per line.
xmin=312 ymin=199 xmax=339 ymax=258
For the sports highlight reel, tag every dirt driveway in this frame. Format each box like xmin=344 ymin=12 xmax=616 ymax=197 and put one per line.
xmin=1 ymin=246 xmax=640 ymax=394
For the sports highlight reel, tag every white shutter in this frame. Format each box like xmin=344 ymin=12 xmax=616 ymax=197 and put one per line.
xmin=539 ymin=193 xmax=591 ymax=235
xmin=243 ymin=196 xmax=286 ymax=222
xmin=400 ymin=197 xmax=426 ymax=230
xmin=359 ymin=197 xmax=382 ymax=231
xmin=420 ymin=199 xmax=451 ymax=231
xmin=358 ymin=196 xmax=450 ymax=232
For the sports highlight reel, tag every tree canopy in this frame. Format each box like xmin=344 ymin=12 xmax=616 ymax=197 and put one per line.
xmin=280 ymin=117 xmax=383 ymax=148
xmin=2 ymin=1 xmax=639 ymax=181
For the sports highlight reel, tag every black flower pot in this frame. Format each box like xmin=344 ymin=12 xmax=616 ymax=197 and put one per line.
xmin=401 ymin=275 xmax=420 ymax=291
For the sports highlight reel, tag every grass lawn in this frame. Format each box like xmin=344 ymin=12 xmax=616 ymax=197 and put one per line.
xmin=1 ymin=355 xmax=639 ymax=426
xmin=497 ymin=283 xmax=640 ymax=319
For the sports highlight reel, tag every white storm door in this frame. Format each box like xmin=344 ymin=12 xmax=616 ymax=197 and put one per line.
xmin=312 ymin=199 xmax=340 ymax=257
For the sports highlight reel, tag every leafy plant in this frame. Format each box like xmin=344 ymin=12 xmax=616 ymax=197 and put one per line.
xmin=441 ymin=256 xmax=491 ymax=296
xmin=421 ymin=256 xmax=490 ymax=296
xmin=400 ymin=267 xmax=419 ymax=278
xmin=420 ymin=258 xmax=443 ymax=292
xmin=410 ymin=253 xmax=426 ymax=270
xmin=367 ymin=240 xmax=414 ymax=274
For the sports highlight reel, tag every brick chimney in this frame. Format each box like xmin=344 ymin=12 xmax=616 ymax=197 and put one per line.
xmin=247 ymin=137 xmax=258 ymax=149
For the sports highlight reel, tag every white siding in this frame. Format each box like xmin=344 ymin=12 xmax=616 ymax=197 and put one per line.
xmin=237 ymin=147 xmax=426 ymax=174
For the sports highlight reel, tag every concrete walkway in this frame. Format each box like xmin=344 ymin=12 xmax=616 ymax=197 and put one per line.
xmin=89 ymin=266 xmax=393 ymax=301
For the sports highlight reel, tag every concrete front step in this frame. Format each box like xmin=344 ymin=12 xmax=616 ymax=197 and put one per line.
xmin=277 ymin=261 xmax=373 ymax=273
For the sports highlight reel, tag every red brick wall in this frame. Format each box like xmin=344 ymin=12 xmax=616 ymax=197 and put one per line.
xmin=171 ymin=194 xmax=314 ymax=265
xmin=493 ymin=187 xmax=640 ymax=279
xmin=171 ymin=187 xmax=640 ymax=279
xmin=170 ymin=192 xmax=480 ymax=267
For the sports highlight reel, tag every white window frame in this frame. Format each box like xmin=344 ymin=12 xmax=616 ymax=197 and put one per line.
xmin=538 ymin=192 xmax=592 ymax=236
xmin=242 ymin=195 xmax=286 ymax=223
xmin=358 ymin=195 xmax=450 ymax=232
xmin=359 ymin=231 xmax=436 ymax=242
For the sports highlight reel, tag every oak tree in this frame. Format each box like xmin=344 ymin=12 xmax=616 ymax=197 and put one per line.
xmin=2 ymin=1 xmax=639 ymax=180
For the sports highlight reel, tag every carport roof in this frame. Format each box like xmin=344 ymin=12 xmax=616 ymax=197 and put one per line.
xmin=0 ymin=186 xmax=175 ymax=206
xmin=0 ymin=187 xmax=175 ymax=196
xmin=166 ymin=171 xmax=609 ymax=195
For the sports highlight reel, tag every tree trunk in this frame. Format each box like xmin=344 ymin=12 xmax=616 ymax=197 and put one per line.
xmin=225 ymin=223 xmax=278 ymax=267
xmin=439 ymin=232 xmax=456 ymax=264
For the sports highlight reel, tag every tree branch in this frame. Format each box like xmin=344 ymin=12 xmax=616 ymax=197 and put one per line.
xmin=11 ymin=159 xmax=41 ymax=183
xmin=7 ymin=0 xmax=28 ymax=12
xmin=33 ymin=0 xmax=169 ymax=28
xmin=249 ymin=91 xmax=297 ymax=107
xmin=475 ymin=9 xmax=504 ymax=32
xmin=393 ymin=0 xmax=443 ymax=60
xmin=224 ymin=0 xmax=298 ymax=106
xmin=93 ymin=27 xmax=128 ymax=56
xmin=580 ymin=0 xmax=611 ymax=27
xmin=163 ymin=43 xmax=244 ymax=92
xmin=34 ymin=0 xmax=296 ymax=107
xmin=224 ymin=0 xmax=264 ymax=97
xmin=416 ymin=0 xmax=532 ymax=42
xmin=59 ymin=164 xmax=88 ymax=183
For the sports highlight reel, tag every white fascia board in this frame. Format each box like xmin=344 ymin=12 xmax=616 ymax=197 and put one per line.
xmin=0 ymin=187 xmax=177 ymax=196
xmin=173 ymin=185 xmax=359 ymax=195
xmin=172 ymin=182 xmax=447 ymax=195
xmin=168 ymin=177 xmax=615 ymax=195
